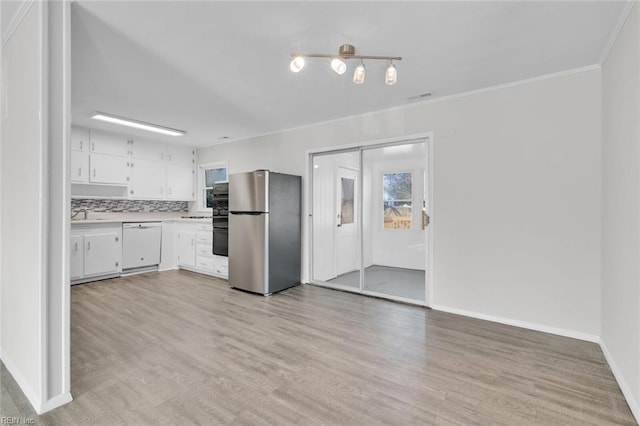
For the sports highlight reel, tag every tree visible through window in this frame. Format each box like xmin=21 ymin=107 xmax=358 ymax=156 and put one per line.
xmin=383 ymin=172 xmax=412 ymax=229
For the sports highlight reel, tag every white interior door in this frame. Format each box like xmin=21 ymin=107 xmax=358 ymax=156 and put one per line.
xmin=334 ymin=166 xmax=359 ymax=277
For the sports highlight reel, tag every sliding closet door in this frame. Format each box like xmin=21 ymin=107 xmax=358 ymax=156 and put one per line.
xmin=311 ymin=151 xmax=361 ymax=290
xmin=362 ymin=142 xmax=427 ymax=303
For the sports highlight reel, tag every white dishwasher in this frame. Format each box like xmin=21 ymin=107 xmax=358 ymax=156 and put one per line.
xmin=122 ymin=222 xmax=162 ymax=271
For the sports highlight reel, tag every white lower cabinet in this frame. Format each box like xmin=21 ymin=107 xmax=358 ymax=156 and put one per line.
xmin=70 ymin=220 xmax=228 ymax=285
xmin=71 ymin=224 xmax=122 ymax=284
xmin=177 ymin=230 xmax=196 ymax=267
xmin=176 ymin=222 xmax=227 ymax=279
xmin=70 ymin=235 xmax=84 ymax=279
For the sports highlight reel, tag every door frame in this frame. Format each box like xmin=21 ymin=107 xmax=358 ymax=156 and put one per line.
xmin=305 ymin=132 xmax=434 ymax=307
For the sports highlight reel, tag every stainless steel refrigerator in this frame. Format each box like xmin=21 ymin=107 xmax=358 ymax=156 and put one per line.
xmin=228 ymin=170 xmax=301 ymax=295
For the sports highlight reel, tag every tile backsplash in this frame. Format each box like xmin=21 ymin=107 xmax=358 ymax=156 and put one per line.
xmin=71 ymin=199 xmax=188 ymax=213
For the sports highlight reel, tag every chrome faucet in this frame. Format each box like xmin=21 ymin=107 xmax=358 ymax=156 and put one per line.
xmin=71 ymin=209 xmax=88 ymax=220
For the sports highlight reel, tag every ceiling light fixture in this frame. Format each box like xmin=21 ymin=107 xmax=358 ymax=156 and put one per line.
xmin=90 ymin=112 xmax=186 ymax=136
xmin=290 ymin=44 xmax=401 ymax=85
xmin=290 ymin=56 xmax=305 ymax=72
xmin=385 ymin=62 xmax=397 ymax=86
xmin=331 ymin=58 xmax=347 ymax=75
xmin=353 ymin=62 xmax=366 ymax=85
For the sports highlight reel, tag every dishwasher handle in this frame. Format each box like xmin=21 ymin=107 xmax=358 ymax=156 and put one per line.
xmin=123 ymin=222 xmax=162 ymax=229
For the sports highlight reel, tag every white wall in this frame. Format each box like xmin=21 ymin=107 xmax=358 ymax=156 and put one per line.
xmin=601 ymin=2 xmax=640 ymax=420
xmin=1 ymin=0 xmax=46 ymax=409
xmin=1 ymin=0 xmax=71 ymax=414
xmin=198 ymin=66 xmax=603 ymax=339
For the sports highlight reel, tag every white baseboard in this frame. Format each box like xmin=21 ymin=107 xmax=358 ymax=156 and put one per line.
xmin=1 ymin=349 xmax=41 ymax=413
xmin=599 ymin=340 xmax=640 ymax=423
xmin=38 ymin=392 xmax=72 ymax=414
xmin=430 ymin=304 xmax=600 ymax=343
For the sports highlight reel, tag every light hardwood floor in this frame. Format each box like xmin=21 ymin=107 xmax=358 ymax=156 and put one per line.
xmin=1 ymin=269 xmax=636 ymax=425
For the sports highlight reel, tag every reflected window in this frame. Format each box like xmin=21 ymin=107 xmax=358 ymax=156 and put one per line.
xmin=383 ymin=172 xmax=412 ymax=229
xmin=341 ymin=177 xmax=354 ymax=224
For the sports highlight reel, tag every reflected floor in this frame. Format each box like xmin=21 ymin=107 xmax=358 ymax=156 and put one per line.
xmin=327 ymin=265 xmax=425 ymax=302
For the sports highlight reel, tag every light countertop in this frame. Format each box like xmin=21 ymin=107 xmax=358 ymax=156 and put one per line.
xmin=71 ymin=212 xmax=212 ymax=225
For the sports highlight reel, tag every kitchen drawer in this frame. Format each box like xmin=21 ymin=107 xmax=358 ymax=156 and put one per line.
xmin=196 ymin=224 xmax=212 ymax=232
xmin=197 ymin=245 xmax=213 ymax=257
xmin=196 ymin=256 xmax=215 ymax=271
xmin=214 ymin=256 xmax=228 ymax=275
xmin=196 ymin=232 xmax=212 ymax=245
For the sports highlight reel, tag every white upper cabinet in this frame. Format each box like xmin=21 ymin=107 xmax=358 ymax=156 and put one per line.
xmin=70 ymin=127 xmax=196 ymax=200
xmin=71 ymin=151 xmax=89 ymax=183
xmin=166 ymin=165 xmax=195 ymax=200
xmin=90 ymin=153 xmax=130 ymax=185
xmin=166 ymin=145 xmax=195 ymax=200
xmin=130 ymin=158 xmax=165 ymax=199
xmin=166 ymin=145 xmax=195 ymax=168
xmin=71 ymin=126 xmax=89 ymax=152
xmin=131 ymin=139 xmax=165 ymax=161
xmin=71 ymin=126 xmax=90 ymax=183
xmin=90 ymin=130 xmax=132 ymax=157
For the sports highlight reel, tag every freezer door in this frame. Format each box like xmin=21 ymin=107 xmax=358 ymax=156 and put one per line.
xmin=229 ymin=171 xmax=269 ymax=213
xmin=229 ymin=213 xmax=268 ymax=294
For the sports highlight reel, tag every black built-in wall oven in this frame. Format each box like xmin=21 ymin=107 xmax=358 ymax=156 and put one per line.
xmin=212 ymin=182 xmax=228 ymax=256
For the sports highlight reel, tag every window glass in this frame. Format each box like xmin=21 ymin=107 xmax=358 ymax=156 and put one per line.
xmin=199 ymin=163 xmax=228 ymax=211
xmin=383 ymin=172 xmax=412 ymax=229
xmin=205 ymin=168 xmax=227 ymax=187
xmin=341 ymin=177 xmax=355 ymax=225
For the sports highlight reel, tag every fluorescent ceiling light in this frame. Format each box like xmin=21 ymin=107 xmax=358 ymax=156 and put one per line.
xmin=90 ymin=112 xmax=186 ymax=136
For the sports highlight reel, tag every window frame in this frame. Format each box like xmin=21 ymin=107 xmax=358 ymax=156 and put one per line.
xmin=197 ymin=161 xmax=228 ymax=212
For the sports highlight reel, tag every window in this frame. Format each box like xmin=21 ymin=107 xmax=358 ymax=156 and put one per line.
xmin=383 ymin=172 xmax=412 ymax=229
xmin=197 ymin=162 xmax=227 ymax=211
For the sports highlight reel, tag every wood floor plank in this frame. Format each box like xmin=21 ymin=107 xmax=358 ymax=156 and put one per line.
xmin=1 ymin=269 xmax=637 ymax=425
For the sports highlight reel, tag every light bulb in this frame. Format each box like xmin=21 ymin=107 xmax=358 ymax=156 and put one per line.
xmin=385 ymin=63 xmax=397 ymax=85
xmin=290 ymin=56 xmax=305 ymax=73
xmin=331 ymin=58 xmax=347 ymax=75
xmin=353 ymin=63 xmax=366 ymax=84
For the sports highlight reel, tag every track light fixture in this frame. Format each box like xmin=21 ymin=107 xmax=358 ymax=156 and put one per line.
xmin=290 ymin=44 xmax=401 ymax=85
xmin=385 ymin=62 xmax=397 ymax=86
xmin=353 ymin=61 xmax=366 ymax=85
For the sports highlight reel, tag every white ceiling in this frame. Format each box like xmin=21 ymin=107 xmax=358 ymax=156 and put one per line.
xmin=71 ymin=1 xmax=629 ymax=147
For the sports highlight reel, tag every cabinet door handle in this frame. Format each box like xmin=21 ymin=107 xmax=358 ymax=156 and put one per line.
xmin=191 ymin=239 xmax=195 ymax=246
xmin=78 ymin=167 xmax=82 ymax=177
xmin=92 ymin=169 xmax=96 ymax=178
xmin=91 ymin=142 xmax=95 ymax=151
xmin=74 ymin=242 xmax=78 ymax=252
xmin=87 ymin=241 xmax=91 ymax=251
xmin=79 ymin=140 xmax=83 ymax=150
